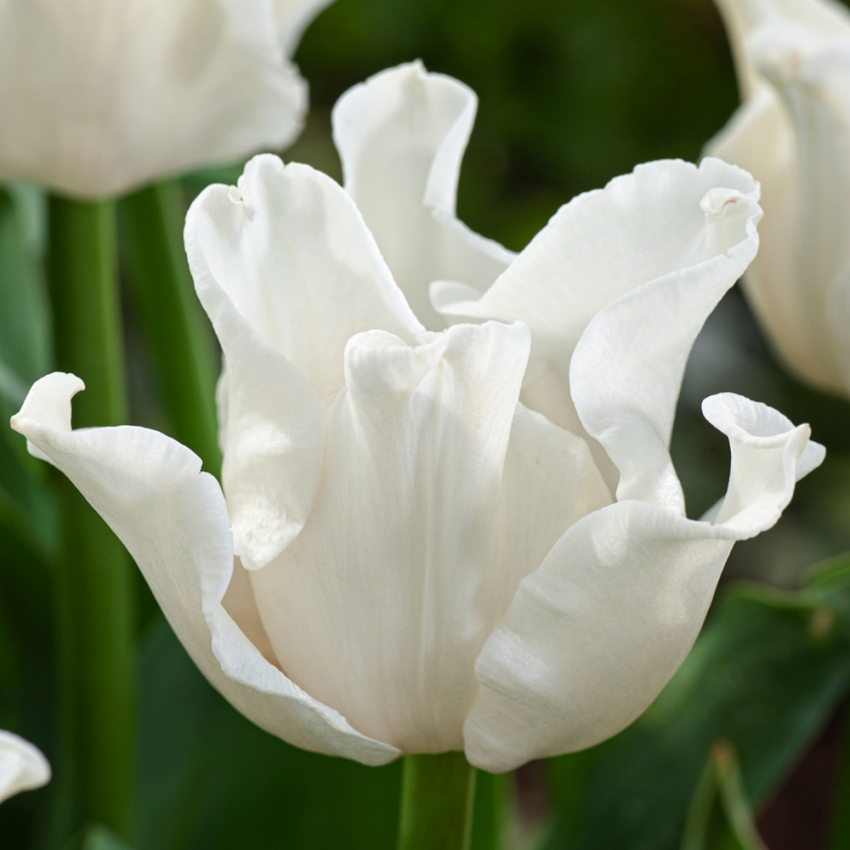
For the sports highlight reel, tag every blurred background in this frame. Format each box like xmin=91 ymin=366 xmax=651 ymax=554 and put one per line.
xmin=3 ymin=0 xmax=850 ymax=847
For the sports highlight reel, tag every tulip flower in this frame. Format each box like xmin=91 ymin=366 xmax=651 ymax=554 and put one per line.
xmin=11 ymin=66 xmax=823 ymax=774
xmin=0 ymin=731 xmax=50 ymax=803
xmin=709 ymin=0 xmax=850 ymax=396
xmin=0 ymin=0 xmax=331 ymax=199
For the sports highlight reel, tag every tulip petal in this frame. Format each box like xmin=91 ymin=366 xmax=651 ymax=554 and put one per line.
xmin=0 ymin=0 xmax=312 ymax=198
xmin=435 ymin=159 xmax=761 ymax=468
xmin=0 ymin=731 xmax=50 ymax=803
xmin=333 ymin=62 xmax=514 ymax=329
xmin=249 ymin=321 xmax=608 ymax=753
xmin=463 ymin=393 xmax=823 ymax=773
xmin=11 ymin=373 xmax=400 ymax=765
xmin=568 ymin=164 xmax=761 ymax=511
xmin=714 ymin=0 xmax=850 ymax=98
xmin=710 ymin=22 xmax=850 ymax=395
xmin=186 ymin=252 xmax=323 ymax=569
xmin=186 ymin=155 xmax=424 ymax=400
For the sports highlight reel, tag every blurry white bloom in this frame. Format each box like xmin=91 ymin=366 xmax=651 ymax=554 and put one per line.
xmin=0 ymin=731 xmax=50 ymax=803
xmin=0 ymin=0 xmax=332 ymax=199
xmin=11 ymin=66 xmax=823 ymax=773
xmin=709 ymin=0 xmax=850 ymax=395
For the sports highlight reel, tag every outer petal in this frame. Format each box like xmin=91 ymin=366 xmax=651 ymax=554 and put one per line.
xmin=249 ymin=322 xmax=609 ymax=753
xmin=186 ymin=155 xmax=423 ymax=400
xmin=11 ymin=373 xmax=399 ymax=765
xmin=463 ymin=393 xmax=823 ymax=773
xmin=333 ymin=62 xmax=514 ymax=329
xmin=186 ymin=207 xmax=323 ymax=570
xmin=438 ymin=159 xmax=761 ymax=476
xmin=0 ymin=0 xmax=312 ymax=199
xmin=0 ymin=731 xmax=50 ymax=803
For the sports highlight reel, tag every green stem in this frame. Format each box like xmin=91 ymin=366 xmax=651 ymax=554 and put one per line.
xmin=120 ymin=181 xmax=221 ymax=478
xmin=47 ymin=195 xmax=134 ymax=838
xmin=397 ymin=753 xmax=477 ymax=850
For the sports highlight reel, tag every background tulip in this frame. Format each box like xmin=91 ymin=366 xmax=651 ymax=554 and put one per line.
xmin=0 ymin=0 xmax=331 ymax=199
xmin=10 ymin=68 xmax=823 ymax=780
xmin=0 ymin=732 xmax=49 ymax=804
xmin=709 ymin=0 xmax=850 ymax=397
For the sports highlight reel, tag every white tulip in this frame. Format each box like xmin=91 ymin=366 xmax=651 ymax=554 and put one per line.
xmin=709 ymin=0 xmax=850 ymax=395
xmin=0 ymin=731 xmax=50 ymax=803
xmin=0 ymin=0 xmax=332 ymax=199
xmin=11 ymin=66 xmax=823 ymax=773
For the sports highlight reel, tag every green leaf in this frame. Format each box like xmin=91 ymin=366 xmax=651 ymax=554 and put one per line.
xmin=545 ymin=565 xmax=850 ymax=850
xmin=681 ymin=742 xmax=767 ymax=850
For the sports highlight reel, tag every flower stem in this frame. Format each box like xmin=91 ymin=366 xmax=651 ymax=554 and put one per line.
xmin=47 ymin=195 xmax=134 ymax=838
xmin=120 ymin=181 xmax=221 ymax=478
xmin=397 ymin=753 xmax=477 ymax=850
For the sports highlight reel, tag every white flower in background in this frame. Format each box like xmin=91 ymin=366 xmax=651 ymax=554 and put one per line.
xmin=0 ymin=0 xmax=333 ymax=199
xmin=709 ymin=0 xmax=850 ymax=396
xmin=0 ymin=731 xmax=50 ymax=803
xmin=11 ymin=66 xmax=823 ymax=773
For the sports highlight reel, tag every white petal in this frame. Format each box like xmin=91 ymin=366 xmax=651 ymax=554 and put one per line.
xmin=439 ymin=159 xmax=761 ymax=489
xmin=0 ymin=0 xmax=313 ymax=199
xmin=0 ymin=731 xmax=50 ymax=803
xmin=11 ymin=373 xmax=399 ymax=765
xmin=714 ymin=0 xmax=850 ymax=98
xmin=568 ymin=163 xmax=762 ymax=511
xmin=248 ymin=322 xmax=527 ymax=753
xmin=221 ymin=556 xmax=278 ymax=666
xmin=463 ymin=394 xmax=823 ymax=773
xmin=186 ymin=239 xmax=323 ymax=569
xmin=186 ymin=155 xmax=423 ymax=400
xmin=333 ymin=62 xmax=514 ymax=329
xmin=710 ymin=22 xmax=850 ymax=395
xmin=248 ymin=322 xmax=607 ymax=753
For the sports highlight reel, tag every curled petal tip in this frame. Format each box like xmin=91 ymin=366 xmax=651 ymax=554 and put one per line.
xmin=11 ymin=372 xmax=85 ymax=437
xmin=0 ymin=731 xmax=51 ymax=803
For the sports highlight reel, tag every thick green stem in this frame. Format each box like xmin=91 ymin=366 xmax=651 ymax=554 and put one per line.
xmin=120 ymin=181 xmax=221 ymax=478
xmin=48 ymin=195 xmax=134 ymax=838
xmin=397 ymin=753 xmax=477 ymax=850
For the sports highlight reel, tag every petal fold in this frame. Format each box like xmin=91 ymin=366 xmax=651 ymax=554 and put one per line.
xmin=463 ymin=394 xmax=822 ymax=773
xmin=333 ymin=62 xmax=514 ymax=329
xmin=437 ymin=159 xmax=761 ymax=484
xmin=568 ymin=162 xmax=762 ymax=511
xmin=11 ymin=373 xmax=399 ymax=765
